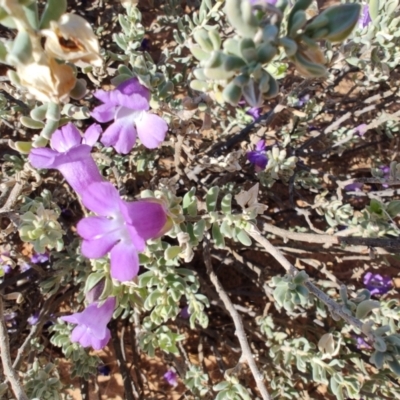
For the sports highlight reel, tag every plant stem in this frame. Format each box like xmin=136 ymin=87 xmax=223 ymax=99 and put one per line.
xmin=203 ymin=240 xmax=272 ymax=400
xmin=246 ymin=226 xmax=373 ymax=339
xmin=0 ymin=295 xmax=28 ymax=400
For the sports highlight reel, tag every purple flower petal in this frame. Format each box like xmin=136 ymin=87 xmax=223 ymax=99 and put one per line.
xmin=359 ymin=4 xmax=372 ymax=28
xmin=29 ymin=147 xmax=58 ymax=169
xmin=363 ymin=272 xmax=392 ymax=296
xmin=61 ymin=297 xmax=115 ymax=350
xmin=344 ymin=182 xmax=363 ymax=192
xmin=29 ymin=124 xmax=104 ymax=198
xmin=80 ymin=182 xmax=120 ymax=215
xmin=101 ymin=116 xmax=137 ymax=154
xmin=55 ymin=146 xmax=104 ymax=196
xmin=164 ymin=370 xmax=178 ymax=387
xmin=110 ymin=241 xmax=140 ymax=281
xmin=51 ymin=123 xmax=82 ymax=153
xmin=120 ymin=200 xmax=167 ymax=241
xmin=31 ymin=253 xmax=49 ymax=264
xmin=82 ymin=123 xmax=102 ymax=147
xmin=91 ymin=104 xmax=117 ymax=123
xmin=247 ymin=139 xmax=268 ymax=171
xmin=27 ymin=312 xmax=39 ymax=325
xmin=80 ymin=231 xmax=120 ymax=259
xmin=93 ymin=78 xmax=150 ymax=111
xmin=180 ymin=306 xmax=190 ymax=319
xmin=136 ymin=112 xmax=168 ymax=149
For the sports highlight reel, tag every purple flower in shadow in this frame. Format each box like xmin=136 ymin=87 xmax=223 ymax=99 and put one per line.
xmin=344 ymin=182 xmax=363 ymax=192
xmin=28 ymin=311 xmax=39 ymax=325
xmin=29 ymin=123 xmax=103 ymax=197
xmin=98 ymin=365 xmax=111 ymax=376
xmin=91 ymin=78 xmax=168 ymax=154
xmin=356 ymin=336 xmax=371 ymax=350
xmin=179 ymin=306 xmax=190 ymax=319
xmin=164 ymin=370 xmax=178 ymax=387
xmin=247 ymin=139 xmax=268 ymax=172
xmin=61 ymin=297 xmax=116 ymax=350
xmin=31 ymin=253 xmax=49 ymax=264
xmin=77 ymin=182 xmax=168 ymax=281
xmin=363 ymin=272 xmax=392 ymax=296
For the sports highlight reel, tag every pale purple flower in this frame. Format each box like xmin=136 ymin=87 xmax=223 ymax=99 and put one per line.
xmin=2 ymin=265 xmax=12 ymax=274
xmin=249 ymin=0 xmax=278 ymax=5
xmin=61 ymin=297 xmax=116 ymax=350
xmin=27 ymin=311 xmax=39 ymax=325
xmin=31 ymin=253 xmax=49 ymax=264
xmin=164 ymin=370 xmax=178 ymax=387
xmin=355 ymin=123 xmax=368 ymax=136
xmin=77 ymin=182 xmax=168 ymax=281
xmin=297 ymin=94 xmax=310 ymax=107
xmin=359 ymin=4 xmax=372 ymax=28
xmin=180 ymin=306 xmax=190 ymax=319
xmin=29 ymin=123 xmax=103 ymax=197
xmin=20 ymin=263 xmax=31 ymax=272
xmin=356 ymin=336 xmax=371 ymax=350
xmin=363 ymin=272 xmax=392 ymax=296
xmin=247 ymin=139 xmax=268 ymax=171
xmin=91 ymin=78 xmax=168 ymax=154
xmin=4 ymin=311 xmax=17 ymax=322
xmin=379 ymin=165 xmax=390 ymax=188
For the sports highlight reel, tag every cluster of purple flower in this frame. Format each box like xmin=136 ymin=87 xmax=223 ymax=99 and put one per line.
xmin=28 ymin=78 xmax=169 ymax=350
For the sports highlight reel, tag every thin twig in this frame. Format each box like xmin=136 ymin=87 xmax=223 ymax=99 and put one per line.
xmin=246 ymin=226 xmax=371 ymax=339
xmin=203 ymin=240 xmax=271 ymax=400
xmin=110 ymin=321 xmax=137 ymax=400
xmin=0 ymin=295 xmax=29 ymax=400
xmin=260 ymin=220 xmax=400 ymax=250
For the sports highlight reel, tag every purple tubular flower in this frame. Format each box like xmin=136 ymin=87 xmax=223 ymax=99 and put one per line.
xmin=164 ymin=370 xmax=178 ymax=387
xmin=247 ymin=139 xmax=268 ymax=171
xmin=359 ymin=4 xmax=372 ymax=28
xmin=363 ymin=272 xmax=392 ymax=296
xmin=29 ymin=123 xmax=103 ymax=197
xmin=91 ymin=78 xmax=168 ymax=154
xmin=31 ymin=253 xmax=49 ymax=264
xmin=61 ymin=297 xmax=116 ymax=350
xmin=77 ymin=182 xmax=168 ymax=281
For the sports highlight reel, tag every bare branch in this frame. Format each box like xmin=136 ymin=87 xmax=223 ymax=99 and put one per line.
xmin=0 ymin=295 xmax=28 ymax=400
xmin=203 ymin=240 xmax=272 ymax=400
xmin=247 ymin=226 xmax=371 ymax=338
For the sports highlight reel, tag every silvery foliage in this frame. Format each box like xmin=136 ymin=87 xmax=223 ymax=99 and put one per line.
xmin=343 ymin=0 xmax=400 ymax=86
xmin=189 ymin=0 xmax=360 ymax=107
xmin=22 ymin=360 xmax=65 ymax=400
